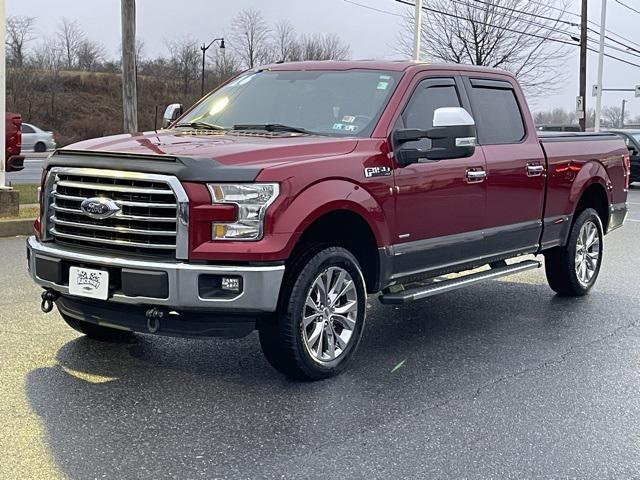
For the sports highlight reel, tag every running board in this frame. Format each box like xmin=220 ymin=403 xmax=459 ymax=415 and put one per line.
xmin=379 ymin=260 xmax=541 ymax=305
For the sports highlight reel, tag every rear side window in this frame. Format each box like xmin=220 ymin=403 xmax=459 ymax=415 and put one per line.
xmin=468 ymin=81 xmax=525 ymax=144
xmin=21 ymin=125 xmax=34 ymax=134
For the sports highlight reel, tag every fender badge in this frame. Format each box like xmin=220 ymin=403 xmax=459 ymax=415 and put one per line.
xmin=364 ymin=166 xmax=392 ymax=178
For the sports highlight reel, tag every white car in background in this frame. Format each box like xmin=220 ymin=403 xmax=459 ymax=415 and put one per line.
xmin=21 ymin=123 xmax=56 ymax=153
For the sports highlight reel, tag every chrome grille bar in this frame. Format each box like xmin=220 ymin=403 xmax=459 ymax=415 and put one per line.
xmin=43 ymin=167 xmax=189 ymax=258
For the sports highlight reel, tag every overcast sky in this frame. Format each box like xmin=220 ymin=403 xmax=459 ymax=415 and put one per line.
xmin=8 ymin=0 xmax=640 ymax=117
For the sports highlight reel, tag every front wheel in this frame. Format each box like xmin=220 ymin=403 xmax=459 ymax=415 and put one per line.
xmin=544 ymin=208 xmax=603 ymax=296
xmin=259 ymin=246 xmax=367 ymax=380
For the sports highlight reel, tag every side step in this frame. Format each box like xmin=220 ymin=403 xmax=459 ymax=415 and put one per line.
xmin=379 ymin=259 xmax=541 ymax=305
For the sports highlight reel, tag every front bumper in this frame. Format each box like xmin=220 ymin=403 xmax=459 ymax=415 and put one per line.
xmin=26 ymin=236 xmax=285 ymax=313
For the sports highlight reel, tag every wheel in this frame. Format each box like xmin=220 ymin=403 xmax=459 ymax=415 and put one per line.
xmin=34 ymin=142 xmax=46 ymax=153
xmin=60 ymin=311 xmax=135 ymax=342
xmin=544 ymin=208 xmax=603 ymax=296
xmin=258 ymin=246 xmax=367 ymax=380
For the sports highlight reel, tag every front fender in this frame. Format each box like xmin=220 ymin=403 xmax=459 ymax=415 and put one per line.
xmin=269 ymin=179 xmax=391 ymax=255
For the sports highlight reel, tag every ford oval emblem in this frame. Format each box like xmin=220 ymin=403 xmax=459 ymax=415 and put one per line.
xmin=80 ymin=197 xmax=120 ymax=219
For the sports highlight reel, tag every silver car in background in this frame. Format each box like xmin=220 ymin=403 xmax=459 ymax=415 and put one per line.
xmin=21 ymin=123 xmax=56 ymax=153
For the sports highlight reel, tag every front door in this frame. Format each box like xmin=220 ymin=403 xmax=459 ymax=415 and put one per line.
xmin=391 ymin=76 xmax=488 ymax=279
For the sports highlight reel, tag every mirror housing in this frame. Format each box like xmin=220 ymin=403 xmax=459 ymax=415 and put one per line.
xmin=393 ymin=107 xmax=477 ymax=166
xmin=162 ymin=103 xmax=183 ymax=128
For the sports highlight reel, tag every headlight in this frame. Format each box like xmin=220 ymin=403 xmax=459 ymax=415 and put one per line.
xmin=207 ymin=183 xmax=279 ymax=240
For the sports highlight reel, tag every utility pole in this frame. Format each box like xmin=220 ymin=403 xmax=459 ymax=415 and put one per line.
xmin=121 ymin=0 xmax=138 ymax=133
xmin=594 ymin=0 xmax=607 ymax=132
xmin=578 ymin=0 xmax=588 ymax=131
xmin=621 ymin=99 xmax=626 ymax=128
xmin=413 ymin=0 xmax=424 ymax=61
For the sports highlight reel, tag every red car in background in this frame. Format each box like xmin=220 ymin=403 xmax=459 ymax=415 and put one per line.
xmin=6 ymin=112 xmax=24 ymax=172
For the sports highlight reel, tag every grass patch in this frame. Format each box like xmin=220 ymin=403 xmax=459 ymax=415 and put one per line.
xmin=0 ymin=205 xmax=39 ymax=220
xmin=12 ymin=184 xmax=40 ymax=205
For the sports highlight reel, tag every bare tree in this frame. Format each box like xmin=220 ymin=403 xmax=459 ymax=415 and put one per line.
xmin=166 ymin=38 xmax=201 ymax=95
xmin=32 ymin=42 xmax=65 ymax=120
xmin=273 ymin=20 xmax=300 ymax=62
xmin=298 ymin=33 xmax=350 ymax=61
xmin=534 ymin=108 xmax=577 ymax=126
xmin=6 ymin=16 xmax=37 ymax=67
xmin=602 ymin=105 xmax=629 ymax=128
xmin=57 ymin=18 xmax=84 ymax=69
xmin=230 ymin=8 xmax=271 ymax=68
xmin=77 ymin=39 xmax=106 ymax=71
xmin=397 ymin=0 xmax=571 ymax=97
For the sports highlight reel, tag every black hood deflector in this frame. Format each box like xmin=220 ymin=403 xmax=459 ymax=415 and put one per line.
xmin=46 ymin=150 xmax=262 ymax=182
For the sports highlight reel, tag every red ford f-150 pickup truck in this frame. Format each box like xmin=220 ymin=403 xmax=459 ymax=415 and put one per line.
xmin=28 ymin=61 xmax=629 ymax=380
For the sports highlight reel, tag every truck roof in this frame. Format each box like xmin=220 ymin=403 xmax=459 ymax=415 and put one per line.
xmin=261 ymin=60 xmax=514 ymax=77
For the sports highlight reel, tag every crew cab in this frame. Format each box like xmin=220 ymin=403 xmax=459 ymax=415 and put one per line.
xmin=27 ymin=61 xmax=629 ymax=380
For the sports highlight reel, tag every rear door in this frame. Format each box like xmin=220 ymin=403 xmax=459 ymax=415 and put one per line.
xmin=391 ymin=75 xmax=488 ymax=277
xmin=463 ymin=77 xmax=546 ymax=257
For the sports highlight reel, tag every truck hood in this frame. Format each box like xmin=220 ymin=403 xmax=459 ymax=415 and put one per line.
xmin=66 ymin=130 xmax=359 ymax=169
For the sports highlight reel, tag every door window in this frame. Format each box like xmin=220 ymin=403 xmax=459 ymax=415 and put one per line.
xmin=21 ymin=124 xmax=35 ymax=134
xmin=400 ymin=79 xmax=462 ymax=150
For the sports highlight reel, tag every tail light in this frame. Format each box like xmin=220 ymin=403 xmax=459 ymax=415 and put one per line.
xmin=623 ymin=153 xmax=631 ymax=189
xmin=10 ymin=115 xmax=21 ymax=148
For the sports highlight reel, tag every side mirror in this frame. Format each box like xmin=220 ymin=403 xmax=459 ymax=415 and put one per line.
xmin=393 ymin=107 xmax=477 ymax=166
xmin=162 ymin=103 xmax=183 ymax=128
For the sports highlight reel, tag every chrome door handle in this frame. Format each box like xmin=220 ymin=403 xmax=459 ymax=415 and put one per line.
xmin=526 ymin=163 xmax=545 ymax=177
xmin=466 ymin=169 xmax=487 ymax=183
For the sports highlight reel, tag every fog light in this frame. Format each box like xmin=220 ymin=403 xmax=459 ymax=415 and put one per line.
xmin=221 ymin=276 xmax=241 ymax=292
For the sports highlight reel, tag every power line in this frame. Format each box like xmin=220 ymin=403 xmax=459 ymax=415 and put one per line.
xmin=393 ymin=0 xmax=640 ymax=69
xmin=394 ymin=0 xmax=580 ymax=46
xmin=614 ymin=0 xmax=640 ymax=16
xmin=341 ymin=0 xmax=403 ymax=17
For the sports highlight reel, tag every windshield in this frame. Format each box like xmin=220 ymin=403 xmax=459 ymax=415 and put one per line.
xmin=176 ymin=69 xmax=402 ymax=137
xmin=632 ymin=134 xmax=640 ymax=145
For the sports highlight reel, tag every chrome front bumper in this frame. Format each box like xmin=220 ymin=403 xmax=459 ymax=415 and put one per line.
xmin=26 ymin=236 xmax=285 ymax=312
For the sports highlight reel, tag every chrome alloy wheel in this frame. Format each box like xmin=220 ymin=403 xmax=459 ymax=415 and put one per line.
xmin=575 ymin=220 xmax=600 ymax=286
xmin=301 ymin=266 xmax=359 ymax=363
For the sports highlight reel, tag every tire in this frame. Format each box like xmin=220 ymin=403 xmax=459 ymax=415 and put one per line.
xmin=544 ymin=208 xmax=604 ymax=296
xmin=258 ymin=246 xmax=367 ymax=380
xmin=34 ymin=142 xmax=46 ymax=153
xmin=60 ymin=312 xmax=135 ymax=342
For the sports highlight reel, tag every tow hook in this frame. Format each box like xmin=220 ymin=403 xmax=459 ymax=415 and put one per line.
xmin=41 ymin=289 xmax=60 ymax=313
xmin=145 ymin=307 xmax=165 ymax=333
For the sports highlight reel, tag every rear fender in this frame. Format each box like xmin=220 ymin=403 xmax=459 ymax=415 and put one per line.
xmin=568 ymin=160 xmax=612 ymax=212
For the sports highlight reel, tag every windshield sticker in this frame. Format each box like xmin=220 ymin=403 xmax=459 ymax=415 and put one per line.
xmin=376 ymin=81 xmax=389 ymax=90
xmin=342 ymin=115 xmax=356 ymax=123
xmin=379 ymin=75 xmax=391 ymax=80
xmin=332 ymin=123 xmax=359 ymax=132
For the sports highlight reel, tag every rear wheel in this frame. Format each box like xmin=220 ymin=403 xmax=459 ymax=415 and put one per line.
xmin=544 ymin=208 xmax=603 ymax=296
xmin=258 ymin=246 xmax=367 ymax=380
xmin=34 ymin=142 xmax=46 ymax=153
xmin=60 ymin=311 xmax=135 ymax=342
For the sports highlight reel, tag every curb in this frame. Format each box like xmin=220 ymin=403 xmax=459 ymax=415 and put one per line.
xmin=0 ymin=218 xmax=35 ymax=237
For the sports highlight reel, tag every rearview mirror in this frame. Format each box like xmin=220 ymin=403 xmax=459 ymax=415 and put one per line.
xmin=393 ymin=107 xmax=477 ymax=165
xmin=162 ymin=103 xmax=183 ymax=128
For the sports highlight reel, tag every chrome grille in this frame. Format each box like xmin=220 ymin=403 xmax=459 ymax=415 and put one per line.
xmin=44 ymin=167 xmax=189 ymax=258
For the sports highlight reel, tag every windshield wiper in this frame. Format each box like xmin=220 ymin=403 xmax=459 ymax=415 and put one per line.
xmin=232 ymin=124 xmax=317 ymax=135
xmin=174 ymin=121 xmax=227 ymax=131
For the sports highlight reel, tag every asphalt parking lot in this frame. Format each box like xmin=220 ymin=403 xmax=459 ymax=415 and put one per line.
xmin=1 ymin=188 xmax=639 ymax=479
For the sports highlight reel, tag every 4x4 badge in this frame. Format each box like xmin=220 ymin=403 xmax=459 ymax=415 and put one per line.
xmin=364 ymin=166 xmax=392 ymax=178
